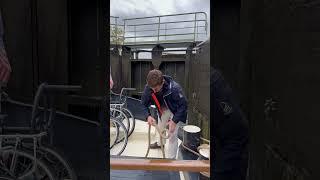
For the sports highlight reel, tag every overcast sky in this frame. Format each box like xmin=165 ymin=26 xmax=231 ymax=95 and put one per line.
xmin=110 ymin=0 xmax=210 ymax=42
xmin=111 ymin=0 xmax=210 ymax=19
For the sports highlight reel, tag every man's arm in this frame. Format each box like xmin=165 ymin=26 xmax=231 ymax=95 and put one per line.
xmin=171 ymin=87 xmax=188 ymax=124
xmin=140 ymin=85 xmax=152 ymax=120
xmin=212 ymin=68 xmax=249 ymax=172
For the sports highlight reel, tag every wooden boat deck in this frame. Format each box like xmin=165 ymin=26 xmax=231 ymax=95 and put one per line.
xmin=110 ymin=119 xmax=186 ymax=180
xmin=110 ymin=156 xmax=181 ymax=180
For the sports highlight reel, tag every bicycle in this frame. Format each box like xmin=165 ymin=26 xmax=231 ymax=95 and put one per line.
xmin=109 ymin=117 xmax=128 ymax=156
xmin=110 ymin=88 xmax=136 ymax=138
xmin=0 ymin=83 xmax=79 ymax=179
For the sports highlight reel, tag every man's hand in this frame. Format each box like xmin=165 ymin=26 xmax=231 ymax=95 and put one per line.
xmin=167 ymin=120 xmax=176 ymax=133
xmin=147 ymin=116 xmax=156 ymax=126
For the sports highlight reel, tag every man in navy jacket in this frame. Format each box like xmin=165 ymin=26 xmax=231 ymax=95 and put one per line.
xmin=212 ymin=67 xmax=249 ymax=180
xmin=141 ymin=69 xmax=187 ymax=159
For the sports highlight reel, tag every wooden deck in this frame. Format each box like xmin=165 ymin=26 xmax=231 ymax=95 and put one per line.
xmin=110 ymin=120 xmax=184 ymax=180
xmin=109 ymin=119 xmax=210 ymax=180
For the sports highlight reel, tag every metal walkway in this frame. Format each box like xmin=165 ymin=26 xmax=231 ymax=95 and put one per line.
xmin=110 ymin=12 xmax=208 ymax=47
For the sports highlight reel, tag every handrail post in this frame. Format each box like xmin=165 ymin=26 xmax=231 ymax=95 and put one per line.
xmin=157 ymin=16 xmax=160 ymax=44
xmin=123 ymin=19 xmax=126 ymax=45
xmin=196 ymin=13 xmax=199 ymax=40
xmin=204 ymin=12 xmax=208 ymax=36
xmin=115 ymin=17 xmax=118 ymax=45
xmin=165 ymin=23 xmax=167 ymax=40
xmin=134 ymin=25 xmax=136 ymax=45
xmin=194 ymin=13 xmax=197 ymax=41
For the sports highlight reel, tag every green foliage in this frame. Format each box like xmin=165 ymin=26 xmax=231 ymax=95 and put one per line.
xmin=110 ymin=26 xmax=124 ymax=45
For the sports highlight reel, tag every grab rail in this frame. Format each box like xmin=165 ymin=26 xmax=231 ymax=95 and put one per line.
xmin=110 ymin=158 xmax=210 ymax=172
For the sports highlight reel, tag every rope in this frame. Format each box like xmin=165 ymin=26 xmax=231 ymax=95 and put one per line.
xmin=181 ymin=143 xmax=201 ymax=157
xmin=200 ymin=137 xmax=210 ymax=144
xmin=145 ymin=92 xmax=176 ymax=158
xmin=145 ymin=123 xmax=170 ymax=158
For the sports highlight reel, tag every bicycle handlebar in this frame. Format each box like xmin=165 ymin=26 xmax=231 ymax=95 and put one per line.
xmin=121 ymin=88 xmax=136 ymax=91
xmin=120 ymin=88 xmax=136 ymax=94
xmin=120 ymin=88 xmax=136 ymax=98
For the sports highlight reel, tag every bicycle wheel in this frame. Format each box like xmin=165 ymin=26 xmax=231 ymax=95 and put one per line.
xmin=121 ymin=108 xmax=135 ymax=138
xmin=20 ymin=145 xmax=77 ymax=180
xmin=110 ymin=108 xmax=129 ymax=143
xmin=0 ymin=148 xmax=55 ymax=180
xmin=109 ymin=118 xmax=128 ymax=156
xmin=109 ymin=118 xmax=119 ymax=149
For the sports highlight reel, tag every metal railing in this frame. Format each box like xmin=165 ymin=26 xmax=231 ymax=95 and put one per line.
xmin=110 ymin=12 xmax=208 ymax=46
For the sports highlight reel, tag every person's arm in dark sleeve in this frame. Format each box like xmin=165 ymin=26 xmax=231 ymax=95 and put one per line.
xmin=213 ymin=68 xmax=249 ymax=172
xmin=215 ymin=103 xmax=249 ymax=171
xmin=171 ymin=88 xmax=188 ymax=124
xmin=140 ymin=85 xmax=152 ymax=120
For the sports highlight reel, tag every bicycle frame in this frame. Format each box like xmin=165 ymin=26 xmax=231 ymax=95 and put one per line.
xmin=0 ymin=132 xmax=47 ymax=178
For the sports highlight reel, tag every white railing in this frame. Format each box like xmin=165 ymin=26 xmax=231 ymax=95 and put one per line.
xmin=110 ymin=12 xmax=208 ymax=45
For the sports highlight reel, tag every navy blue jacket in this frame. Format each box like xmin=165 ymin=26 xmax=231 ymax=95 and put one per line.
xmin=141 ymin=75 xmax=188 ymax=124
xmin=212 ymin=68 xmax=249 ymax=179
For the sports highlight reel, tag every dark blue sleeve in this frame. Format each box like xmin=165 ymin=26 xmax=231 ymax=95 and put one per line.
xmin=171 ymin=87 xmax=188 ymax=124
xmin=140 ymin=85 xmax=151 ymax=120
xmin=213 ymin=69 xmax=249 ymax=172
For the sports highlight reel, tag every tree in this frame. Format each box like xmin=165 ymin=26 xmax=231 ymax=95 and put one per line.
xmin=110 ymin=26 xmax=124 ymax=45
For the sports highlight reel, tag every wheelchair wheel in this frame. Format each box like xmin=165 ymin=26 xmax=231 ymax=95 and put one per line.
xmin=110 ymin=118 xmax=128 ymax=156
xmin=0 ymin=148 xmax=55 ymax=180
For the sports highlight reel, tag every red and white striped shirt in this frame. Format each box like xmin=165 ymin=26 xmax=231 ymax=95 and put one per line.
xmin=0 ymin=12 xmax=11 ymax=85
xmin=110 ymin=73 xmax=114 ymax=89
